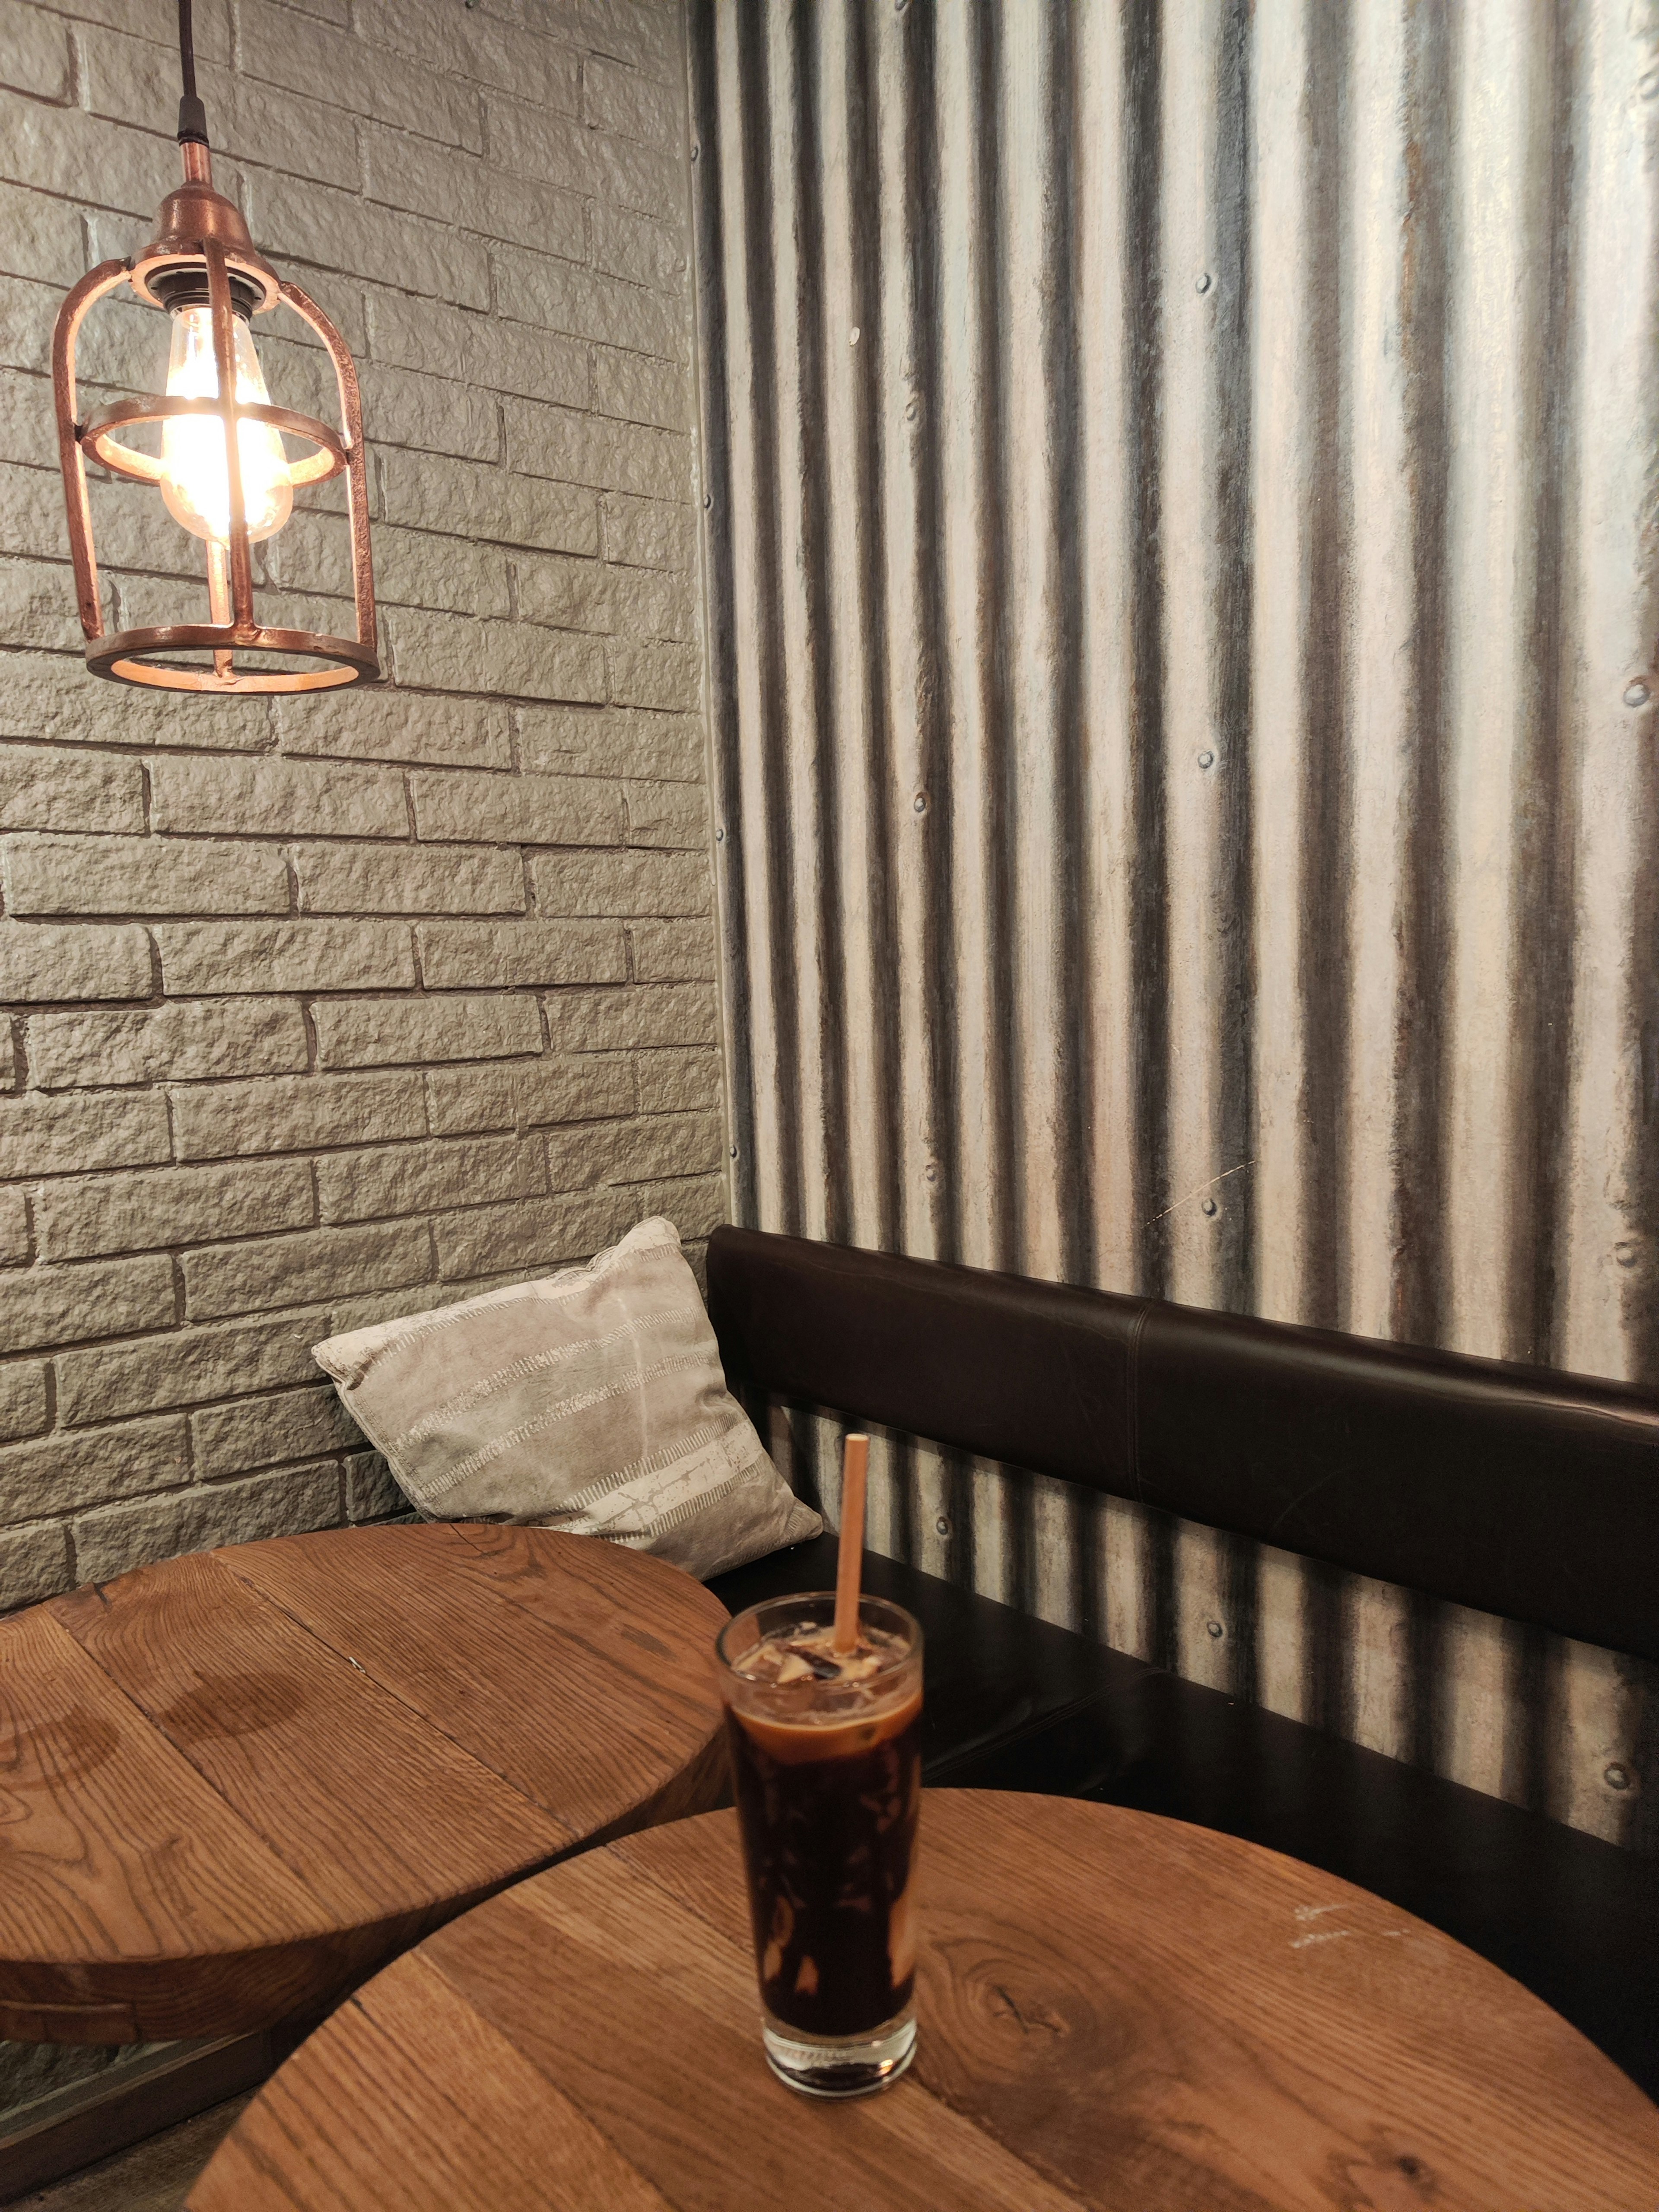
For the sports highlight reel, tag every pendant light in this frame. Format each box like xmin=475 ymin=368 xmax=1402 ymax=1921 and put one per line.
xmin=51 ymin=0 xmax=378 ymax=693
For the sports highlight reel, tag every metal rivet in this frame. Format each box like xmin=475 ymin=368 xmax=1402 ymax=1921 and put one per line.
xmin=924 ymin=1162 xmax=938 ymax=1182
xmin=913 ymin=792 xmax=927 ymax=814
xmin=1624 ymin=680 xmax=1650 ymax=708
xmin=1206 ymin=1618 xmax=1224 ymax=1639
xmin=690 ymin=143 xmax=700 ymax=161
xmin=905 ymin=401 xmax=919 ymax=422
xmin=1615 ymin=1239 xmax=1639 ymax=1268
xmin=1195 ymin=272 xmax=1212 ymax=294
xmin=935 ymin=1515 xmax=950 ymax=1536
xmin=1201 ymin=1196 xmax=1218 ymax=1217
xmin=702 ymin=493 xmax=712 ymax=510
xmin=715 ymin=826 xmax=725 ymax=842
xmin=1198 ymin=750 xmax=1215 ymax=769
xmin=729 ymin=1144 xmax=738 ymax=1159
xmin=850 ymin=326 xmax=860 ymax=346
xmin=1605 ymin=1763 xmax=1633 ymax=1791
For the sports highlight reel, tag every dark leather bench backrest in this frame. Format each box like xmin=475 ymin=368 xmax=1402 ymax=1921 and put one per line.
xmin=706 ymin=1226 xmax=1659 ymax=1666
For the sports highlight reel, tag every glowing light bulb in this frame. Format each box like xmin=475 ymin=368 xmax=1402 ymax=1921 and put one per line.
xmin=159 ymin=304 xmax=292 ymax=544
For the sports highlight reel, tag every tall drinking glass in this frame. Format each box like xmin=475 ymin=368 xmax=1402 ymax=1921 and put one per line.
xmin=715 ymin=1592 xmax=923 ymax=2098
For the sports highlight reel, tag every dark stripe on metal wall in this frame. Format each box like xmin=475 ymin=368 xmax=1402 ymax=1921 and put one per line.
xmin=688 ymin=0 xmax=1659 ymax=1847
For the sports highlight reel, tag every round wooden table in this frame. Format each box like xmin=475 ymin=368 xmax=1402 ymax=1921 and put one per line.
xmin=188 ymin=1789 xmax=1659 ymax=2211
xmin=0 ymin=1523 xmax=728 ymax=2044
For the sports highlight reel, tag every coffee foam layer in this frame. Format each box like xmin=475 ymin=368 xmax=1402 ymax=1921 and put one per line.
xmin=731 ymin=1687 xmax=922 ymax=1765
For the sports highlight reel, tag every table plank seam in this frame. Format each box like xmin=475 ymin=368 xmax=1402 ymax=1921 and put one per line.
xmin=214 ymin=1542 xmax=725 ymax=1839
xmin=211 ymin=1553 xmax=596 ymax=1847
xmin=440 ymin=1523 xmax=733 ymax=1729
xmin=49 ymin=1562 xmax=582 ymax=1913
xmin=398 ymin=1958 xmax=698 ymax=2212
xmin=10 ymin=1614 xmax=343 ymax=1945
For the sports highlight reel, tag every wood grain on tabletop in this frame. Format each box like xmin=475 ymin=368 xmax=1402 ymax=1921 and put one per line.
xmin=0 ymin=1604 xmax=328 ymax=2044
xmin=0 ymin=1525 xmax=730 ymax=2044
xmin=224 ymin=1523 xmax=728 ymax=1824
xmin=188 ymin=1790 xmax=1659 ymax=2212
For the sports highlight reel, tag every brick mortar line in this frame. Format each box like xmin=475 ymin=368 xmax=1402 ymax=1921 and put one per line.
xmin=51 ymin=0 xmax=690 ymax=95
xmin=51 ymin=23 xmax=684 ymax=162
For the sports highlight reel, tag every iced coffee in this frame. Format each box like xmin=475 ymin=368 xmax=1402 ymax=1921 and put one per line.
xmin=715 ymin=1592 xmax=922 ymax=2098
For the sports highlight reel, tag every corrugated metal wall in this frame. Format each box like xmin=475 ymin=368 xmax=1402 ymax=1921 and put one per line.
xmin=686 ymin=0 xmax=1659 ymax=1847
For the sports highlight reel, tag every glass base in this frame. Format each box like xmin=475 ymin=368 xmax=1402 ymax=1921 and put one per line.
xmin=762 ymin=2008 xmax=917 ymax=2099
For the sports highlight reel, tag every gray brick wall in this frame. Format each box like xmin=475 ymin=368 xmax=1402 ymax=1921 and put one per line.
xmin=0 ymin=0 xmax=722 ymax=1612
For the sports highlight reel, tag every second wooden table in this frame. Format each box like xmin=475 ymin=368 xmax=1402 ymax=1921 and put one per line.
xmin=189 ymin=1789 xmax=1659 ymax=2210
xmin=0 ymin=1522 xmax=728 ymax=2043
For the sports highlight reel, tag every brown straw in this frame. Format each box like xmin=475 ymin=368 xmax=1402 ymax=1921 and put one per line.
xmin=833 ymin=1433 xmax=870 ymax=1653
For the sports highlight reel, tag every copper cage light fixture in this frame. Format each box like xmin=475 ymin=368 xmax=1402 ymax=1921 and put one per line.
xmin=51 ymin=0 xmax=378 ymax=693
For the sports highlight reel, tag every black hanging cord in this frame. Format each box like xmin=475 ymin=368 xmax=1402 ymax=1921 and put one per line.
xmin=177 ymin=0 xmax=209 ymax=146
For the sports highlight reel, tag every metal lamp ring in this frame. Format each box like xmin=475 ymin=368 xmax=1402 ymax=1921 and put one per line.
xmin=80 ymin=395 xmax=347 ymax=491
xmin=88 ymin=622 xmax=380 ymax=694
